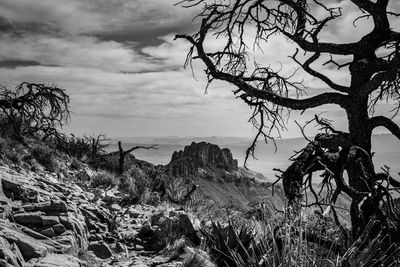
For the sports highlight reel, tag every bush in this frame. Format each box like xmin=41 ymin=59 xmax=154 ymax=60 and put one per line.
xmin=70 ymin=157 xmax=81 ymax=170
xmin=0 ymin=137 xmax=20 ymax=165
xmin=31 ymin=145 xmax=59 ymax=172
xmin=90 ymin=172 xmax=117 ymax=188
xmin=119 ymin=166 xmax=150 ymax=203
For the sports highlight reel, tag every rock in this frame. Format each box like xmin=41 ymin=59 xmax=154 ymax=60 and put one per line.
xmin=0 ymin=224 xmax=49 ymax=261
xmin=52 ymin=224 xmax=66 ymax=235
xmin=0 ymin=237 xmax=23 ymax=266
xmin=88 ymin=234 xmax=102 ymax=242
xmin=137 ymin=210 xmax=200 ymax=251
xmin=59 ymin=214 xmax=88 ymax=249
xmin=40 ymin=228 xmax=56 ymax=238
xmin=170 ymin=142 xmax=238 ymax=177
xmin=89 ymin=242 xmax=113 ymax=259
xmin=33 ymin=254 xmax=83 ymax=267
xmin=10 ymin=242 xmax=25 ymax=267
xmin=110 ymin=203 xmax=121 ymax=212
xmin=21 ymin=200 xmax=68 ymax=213
xmin=13 ymin=212 xmax=44 ymax=226
xmin=42 ymin=216 xmax=60 ymax=226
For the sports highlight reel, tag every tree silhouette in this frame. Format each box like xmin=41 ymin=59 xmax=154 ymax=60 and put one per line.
xmin=177 ymin=0 xmax=400 ymax=240
xmin=117 ymin=141 xmax=157 ymax=175
xmin=0 ymin=82 xmax=70 ymax=140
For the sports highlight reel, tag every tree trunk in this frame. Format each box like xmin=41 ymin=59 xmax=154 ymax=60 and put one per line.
xmin=346 ymin=59 xmax=378 ymax=238
xmin=118 ymin=141 xmax=125 ymax=175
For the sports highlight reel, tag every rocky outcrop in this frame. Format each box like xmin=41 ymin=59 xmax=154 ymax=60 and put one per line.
xmin=0 ymin=161 xmax=202 ymax=266
xmin=136 ymin=209 xmax=200 ymax=251
xmin=170 ymin=142 xmax=238 ymax=177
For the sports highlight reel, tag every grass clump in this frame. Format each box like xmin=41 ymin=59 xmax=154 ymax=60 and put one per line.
xmin=31 ymin=144 xmax=59 ymax=172
xmin=90 ymin=172 xmax=117 ymax=188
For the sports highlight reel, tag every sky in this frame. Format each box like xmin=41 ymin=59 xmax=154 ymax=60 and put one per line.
xmin=0 ymin=0 xmax=399 ymax=139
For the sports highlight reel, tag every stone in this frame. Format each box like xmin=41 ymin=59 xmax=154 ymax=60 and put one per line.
xmin=10 ymin=242 xmax=25 ymax=267
xmin=33 ymin=254 xmax=83 ymax=267
xmin=13 ymin=212 xmax=44 ymax=226
xmin=42 ymin=216 xmax=60 ymax=226
xmin=0 ymin=237 xmax=22 ymax=267
xmin=52 ymin=224 xmax=66 ymax=235
xmin=88 ymin=242 xmax=113 ymax=259
xmin=21 ymin=200 xmax=68 ymax=213
xmin=110 ymin=203 xmax=121 ymax=212
xmin=40 ymin=227 xmax=56 ymax=238
xmin=88 ymin=234 xmax=102 ymax=242
xmin=0 ymin=225 xmax=49 ymax=260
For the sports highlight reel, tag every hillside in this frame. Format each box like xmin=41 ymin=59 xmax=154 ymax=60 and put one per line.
xmin=0 ymin=138 xmax=291 ymax=266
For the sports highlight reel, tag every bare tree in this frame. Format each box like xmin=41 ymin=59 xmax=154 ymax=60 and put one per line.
xmin=0 ymin=82 xmax=70 ymax=140
xmin=117 ymin=141 xmax=157 ymax=175
xmin=177 ymin=0 xmax=400 ymax=240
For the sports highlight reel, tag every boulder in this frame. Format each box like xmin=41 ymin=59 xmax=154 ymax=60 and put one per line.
xmin=137 ymin=210 xmax=200 ymax=251
xmin=52 ymin=224 xmax=66 ymax=235
xmin=0 ymin=224 xmax=49 ymax=261
xmin=21 ymin=200 xmax=68 ymax=213
xmin=13 ymin=212 xmax=44 ymax=226
xmin=88 ymin=242 xmax=113 ymax=259
xmin=0 ymin=237 xmax=23 ymax=267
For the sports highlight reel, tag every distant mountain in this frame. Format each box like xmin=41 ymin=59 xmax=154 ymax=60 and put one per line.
xmin=109 ymin=134 xmax=400 ymax=180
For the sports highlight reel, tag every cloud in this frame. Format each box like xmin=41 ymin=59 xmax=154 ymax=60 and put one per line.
xmin=0 ymin=0 xmax=398 ymax=139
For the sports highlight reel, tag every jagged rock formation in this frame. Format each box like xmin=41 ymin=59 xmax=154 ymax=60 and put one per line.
xmin=170 ymin=142 xmax=238 ymax=177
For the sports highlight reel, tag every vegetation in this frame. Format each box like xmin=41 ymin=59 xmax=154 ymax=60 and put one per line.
xmin=90 ymin=172 xmax=118 ymax=188
xmin=31 ymin=144 xmax=59 ymax=172
xmin=177 ymin=0 xmax=400 ymax=244
xmin=0 ymin=82 xmax=70 ymax=141
xmin=116 ymin=141 xmax=157 ymax=175
xmin=200 ymin=216 xmax=400 ymax=267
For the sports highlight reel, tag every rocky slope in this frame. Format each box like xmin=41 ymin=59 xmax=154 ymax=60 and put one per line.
xmin=0 ymin=156 xmax=206 ymax=266
xmin=168 ymin=142 xmax=285 ymax=222
xmin=0 ymin=140 xmax=312 ymax=266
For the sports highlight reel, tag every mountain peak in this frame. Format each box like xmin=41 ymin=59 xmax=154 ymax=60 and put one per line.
xmin=169 ymin=142 xmax=238 ymax=177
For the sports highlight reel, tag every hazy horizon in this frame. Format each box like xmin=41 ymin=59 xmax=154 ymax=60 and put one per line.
xmin=107 ymin=134 xmax=400 ymax=180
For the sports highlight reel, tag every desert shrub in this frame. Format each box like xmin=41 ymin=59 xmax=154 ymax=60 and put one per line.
xmin=6 ymin=150 xmax=21 ymax=165
xmin=31 ymin=145 xmax=59 ymax=172
xmin=0 ymin=137 xmax=20 ymax=165
xmin=70 ymin=157 xmax=81 ymax=170
xmin=0 ymin=115 xmax=26 ymax=140
xmin=200 ymin=213 xmax=400 ymax=267
xmin=181 ymin=247 xmax=216 ymax=267
xmin=90 ymin=172 xmax=117 ymax=188
xmin=119 ymin=166 xmax=150 ymax=203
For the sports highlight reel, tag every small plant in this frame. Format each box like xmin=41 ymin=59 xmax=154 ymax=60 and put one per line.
xmin=90 ymin=172 xmax=117 ymax=188
xmin=70 ymin=157 xmax=81 ymax=170
xmin=31 ymin=145 xmax=59 ymax=172
xmin=119 ymin=166 xmax=150 ymax=202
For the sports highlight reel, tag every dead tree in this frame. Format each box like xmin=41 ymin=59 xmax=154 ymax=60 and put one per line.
xmin=177 ymin=0 xmax=400 ymax=240
xmin=0 ymin=82 xmax=70 ymax=140
xmin=117 ymin=141 xmax=157 ymax=175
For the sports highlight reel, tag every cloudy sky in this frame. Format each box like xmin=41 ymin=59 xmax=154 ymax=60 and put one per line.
xmin=0 ymin=0 xmax=399 ymax=139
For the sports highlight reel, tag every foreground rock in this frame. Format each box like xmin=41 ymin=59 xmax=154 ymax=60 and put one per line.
xmin=0 ymin=162 xmax=203 ymax=266
xmin=136 ymin=209 xmax=200 ymax=251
